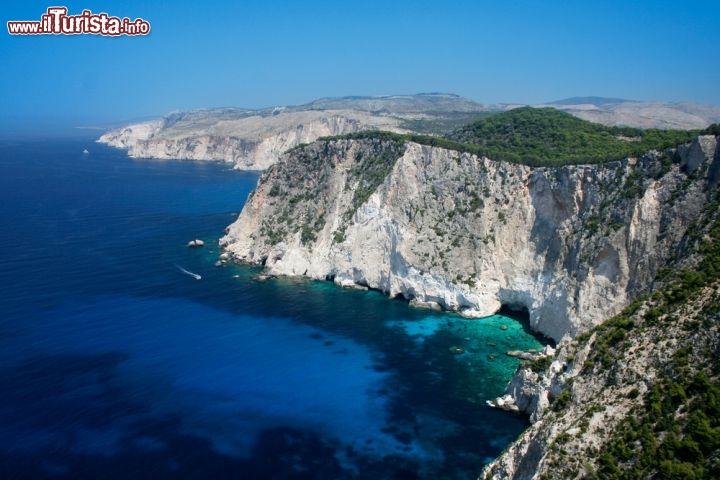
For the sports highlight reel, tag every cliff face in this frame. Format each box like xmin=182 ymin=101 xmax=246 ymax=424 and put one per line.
xmin=221 ymin=135 xmax=719 ymax=342
xmin=482 ymin=279 xmax=720 ymax=479
xmin=98 ymin=110 xmax=411 ymax=170
xmin=220 ymin=133 xmax=720 ymax=478
xmin=97 ymin=95 xmax=720 ymax=170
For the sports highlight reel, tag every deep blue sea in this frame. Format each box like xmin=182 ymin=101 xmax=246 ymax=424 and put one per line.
xmin=0 ymin=137 xmax=544 ymax=479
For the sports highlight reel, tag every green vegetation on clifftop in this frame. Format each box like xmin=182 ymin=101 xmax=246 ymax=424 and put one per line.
xmin=448 ymin=107 xmax=699 ymax=165
xmin=322 ymin=107 xmax=701 ymax=166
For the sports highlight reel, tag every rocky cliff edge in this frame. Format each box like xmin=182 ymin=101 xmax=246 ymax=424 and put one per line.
xmin=221 ymin=135 xmax=718 ymax=342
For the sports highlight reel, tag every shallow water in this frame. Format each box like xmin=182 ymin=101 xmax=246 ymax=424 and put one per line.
xmin=0 ymin=138 xmax=544 ymax=479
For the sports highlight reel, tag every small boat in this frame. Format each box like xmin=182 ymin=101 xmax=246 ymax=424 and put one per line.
xmin=175 ymin=264 xmax=201 ymax=280
xmin=82 ymin=149 xmax=89 ymax=154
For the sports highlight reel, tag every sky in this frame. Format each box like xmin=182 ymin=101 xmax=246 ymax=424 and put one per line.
xmin=1 ymin=0 xmax=719 ymax=135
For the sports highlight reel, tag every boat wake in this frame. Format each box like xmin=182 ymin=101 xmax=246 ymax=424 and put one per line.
xmin=175 ymin=264 xmax=201 ymax=280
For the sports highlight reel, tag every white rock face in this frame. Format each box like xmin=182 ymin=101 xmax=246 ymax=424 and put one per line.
xmin=221 ymin=136 xmax=719 ymax=341
xmin=98 ymin=95 xmax=720 ymax=171
xmin=481 ymin=281 xmax=720 ymax=480
xmin=677 ymin=134 xmax=718 ymax=173
xmin=217 ymin=133 xmax=720 ymax=478
xmin=96 ymin=94 xmax=493 ymax=170
xmin=98 ymin=110 xmax=411 ymax=170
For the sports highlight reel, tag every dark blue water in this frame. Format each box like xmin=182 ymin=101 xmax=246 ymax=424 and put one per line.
xmin=0 ymin=138 xmax=543 ymax=479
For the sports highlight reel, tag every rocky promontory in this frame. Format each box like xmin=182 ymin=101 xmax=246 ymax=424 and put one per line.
xmin=97 ymin=94 xmax=489 ymax=169
xmin=219 ymin=118 xmax=720 ymax=477
xmin=220 ymin=131 xmax=719 ymax=341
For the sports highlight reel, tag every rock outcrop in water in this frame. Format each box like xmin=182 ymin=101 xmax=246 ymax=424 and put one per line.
xmin=220 ymin=135 xmax=719 ymax=342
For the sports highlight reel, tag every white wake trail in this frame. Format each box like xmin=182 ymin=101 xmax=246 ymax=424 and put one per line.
xmin=175 ymin=264 xmax=202 ymax=280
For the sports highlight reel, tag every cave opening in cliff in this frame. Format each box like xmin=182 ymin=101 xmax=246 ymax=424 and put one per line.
xmin=498 ymin=304 xmax=555 ymax=347
xmin=498 ymin=303 xmax=529 ymax=320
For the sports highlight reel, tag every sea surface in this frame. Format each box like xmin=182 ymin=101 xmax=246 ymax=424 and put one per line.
xmin=0 ymin=138 xmax=544 ymax=479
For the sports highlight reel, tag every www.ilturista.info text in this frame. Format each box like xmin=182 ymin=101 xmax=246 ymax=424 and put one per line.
xmin=7 ymin=7 xmax=150 ymax=36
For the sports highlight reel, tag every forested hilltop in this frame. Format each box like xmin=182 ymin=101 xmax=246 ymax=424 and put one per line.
xmin=322 ymin=107 xmax=716 ymax=166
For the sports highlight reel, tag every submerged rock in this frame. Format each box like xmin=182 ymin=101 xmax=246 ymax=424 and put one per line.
xmin=253 ymin=272 xmax=276 ymax=281
xmin=215 ymin=252 xmax=231 ymax=267
xmin=487 ymin=394 xmax=521 ymax=414
xmin=506 ymin=350 xmax=538 ymax=361
xmin=409 ymin=298 xmax=442 ymax=311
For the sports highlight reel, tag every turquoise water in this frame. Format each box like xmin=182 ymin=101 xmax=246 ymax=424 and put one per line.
xmin=0 ymin=138 xmax=544 ymax=479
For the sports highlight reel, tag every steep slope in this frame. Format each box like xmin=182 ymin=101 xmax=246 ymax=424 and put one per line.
xmin=219 ymin=111 xmax=720 ymax=476
xmin=97 ymin=94 xmax=489 ymax=169
xmin=482 ymin=203 xmax=720 ymax=479
xmin=97 ymin=95 xmax=720 ymax=170
xmin=97 ymin=109 xmax=409 ymax=170
xmin=220 ymin=128 xmax=719 ymax=342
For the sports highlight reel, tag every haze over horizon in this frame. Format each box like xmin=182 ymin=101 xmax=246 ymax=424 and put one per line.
xmin=2 ymin=0 xmax=719 ymax=136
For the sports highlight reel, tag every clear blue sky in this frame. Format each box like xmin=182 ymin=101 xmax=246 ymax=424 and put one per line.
xmin=1 ymin=0 xmax=718 ymax=135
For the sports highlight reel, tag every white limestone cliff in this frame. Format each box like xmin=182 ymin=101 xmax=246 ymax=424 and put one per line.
xmin=98 ymin=110 xmax=412 ymax=170
xmin=220 ymin=135 xmax=719 ymax=342
xmin=219 ymin=133 xmax=719 ymax=478
xmin=98 ymin=96 xmax=720 ymax=171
